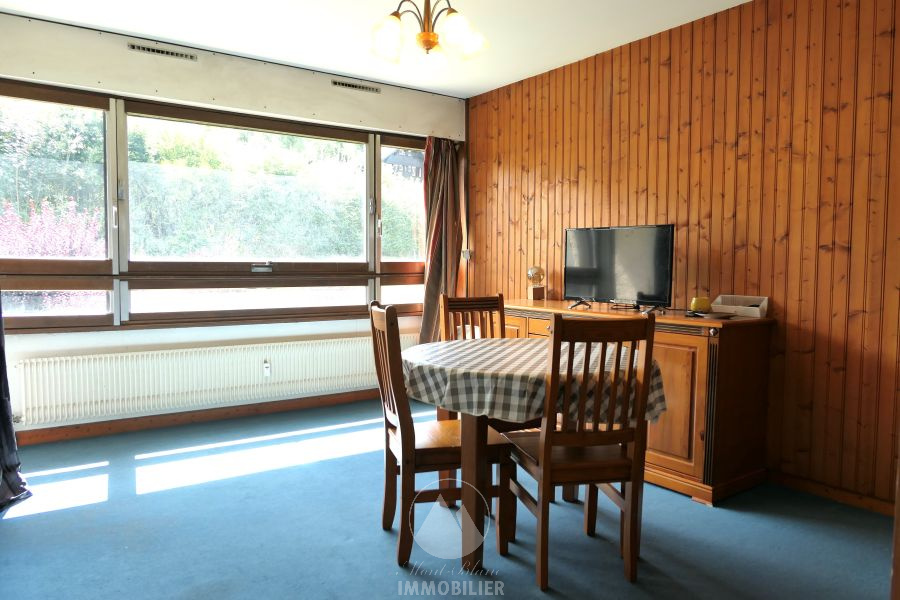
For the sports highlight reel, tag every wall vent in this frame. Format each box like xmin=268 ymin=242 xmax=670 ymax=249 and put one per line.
xmin=128 ymin=42 xmax=198 ymax=61
xmin=331 ymin=80 xmax=381 ymax=94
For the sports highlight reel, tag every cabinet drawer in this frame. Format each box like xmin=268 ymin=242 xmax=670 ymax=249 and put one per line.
xmin=527 ymin=316 xmax=551 ymax=337
xmin=503 ymin=315 xmax=527 ymax=339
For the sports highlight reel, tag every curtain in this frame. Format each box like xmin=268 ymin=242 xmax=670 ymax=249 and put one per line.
xmin=419 ymin=137 xmax=463 ymax=344
xmin=0 ymin=296 xmax=30 ymax=513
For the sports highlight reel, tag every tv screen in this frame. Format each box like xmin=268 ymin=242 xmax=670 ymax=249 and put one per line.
xmin=564 ymin=225 xmax=674 ymax=307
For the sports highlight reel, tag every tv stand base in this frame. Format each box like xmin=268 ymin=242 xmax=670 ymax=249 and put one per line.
xmin=610 ymin=302 xmax=640 ymax=311
xmin=567 ymin=299 xmax=592 ymax=310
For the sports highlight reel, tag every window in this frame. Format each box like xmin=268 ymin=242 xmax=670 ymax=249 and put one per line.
xmin=381 ymin=283 xmax=425 ymax=305
xmin=128 ymin=286 xmax=368 ymax=314
xmin=1 ymin=290 xmax=110 ymax=317
xmin=0 ymin=83 xmax=427 ymax=331
xmin=127 ymin=116 xmax=367 ymax=263
xmin=0 ymin=275 xmax=113 ymax=328
xmin=380 ymin=145 xmax=426 ymax=262
xmin=0 ymin=95 xmax=107 ymax=261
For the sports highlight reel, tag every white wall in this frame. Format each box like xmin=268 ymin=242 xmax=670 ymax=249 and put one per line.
xmin=0 ymin=13 xmax=466 ymax=140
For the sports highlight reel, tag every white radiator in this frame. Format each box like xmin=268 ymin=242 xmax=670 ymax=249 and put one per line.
xmin=11 ymin=333 xmax=418 ymax=427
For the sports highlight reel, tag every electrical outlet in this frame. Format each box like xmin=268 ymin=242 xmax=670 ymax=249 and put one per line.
xmin=263 ymin=360 xmax=271 ymax=377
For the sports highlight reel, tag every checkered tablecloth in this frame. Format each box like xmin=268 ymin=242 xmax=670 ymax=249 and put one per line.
xmin=401 ymin=337 xmax=666 ymax=424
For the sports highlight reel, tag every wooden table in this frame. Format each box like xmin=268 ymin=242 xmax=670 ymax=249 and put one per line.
xmin=402 ymin=337 xmax=666 ymax=570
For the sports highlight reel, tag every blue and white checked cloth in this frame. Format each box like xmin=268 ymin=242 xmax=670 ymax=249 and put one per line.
xmin=401 ymin=337 xmax=666 ymax=424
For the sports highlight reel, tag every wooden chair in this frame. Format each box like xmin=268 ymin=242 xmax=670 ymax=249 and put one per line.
xmin=439 ymin=292 xmax=507 ymax=342
xmin=369 ymin=301 xmax=516 ymax=565
xmin=504 ymin=313 xmax=656 ymax=589
xmin=436 ymin=293 xmax=536 ymax=511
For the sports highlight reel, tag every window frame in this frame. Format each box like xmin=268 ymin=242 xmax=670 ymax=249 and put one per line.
xmin=378 ymin=137 xmax=427 ymax=275
xmin=0 ymin=79 xmax=427 ymax=332
xmin=0 ymin=80 xmax=115 ymax=279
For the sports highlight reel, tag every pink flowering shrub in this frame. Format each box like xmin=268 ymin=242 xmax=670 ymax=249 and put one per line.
xmin=0 ymin=199 xmax=105 ymax=258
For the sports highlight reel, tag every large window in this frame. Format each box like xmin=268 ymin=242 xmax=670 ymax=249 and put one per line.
xmin=0 ymin=83 xmax=427 ymax=331
xmin=128 ymin=116 xmax=366 ymax=263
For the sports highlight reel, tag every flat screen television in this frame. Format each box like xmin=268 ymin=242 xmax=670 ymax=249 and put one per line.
xmin=564 ymin=224 xmax=674 ymax=308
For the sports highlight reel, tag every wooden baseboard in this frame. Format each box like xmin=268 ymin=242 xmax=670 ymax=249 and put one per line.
xmin=770 ymin=472 xmax=894 ymax=516
xmin=15 ymin=389 xmax=379 ymax=446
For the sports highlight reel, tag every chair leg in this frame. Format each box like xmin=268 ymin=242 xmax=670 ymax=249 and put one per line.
xmin=536 ymin=479 xmax=552 ymax=591
xmin=508 ymin=465 xmax=517 ymax=543
xmin=584 ymin=483 xmax=598 ymax=537
xmin=622 ymin=480 xmax=643 ymax=582
xmin=436 ymin=408 xmax=458 ymax=508
xmin=562 ymin=484 xmax=578 ymax=502
xmin=439 ymin=469 xmax=458 ymax=508
xmin=382 ymin=449 xmax=398 ymax=530
xmin=397 ymin=460 xmax=415 ymax=567
xmin=495 ymin=462 xmax=513 ymax=556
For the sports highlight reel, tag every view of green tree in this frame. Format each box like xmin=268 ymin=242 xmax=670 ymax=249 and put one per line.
xmin=128 ymin=116 xmax=370 ymax=262
xmin=0 ymin=97 xmax=424 ymax=268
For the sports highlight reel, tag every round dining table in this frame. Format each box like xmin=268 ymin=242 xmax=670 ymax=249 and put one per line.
xmin=401 ymin=337 xmax=667 ymax=570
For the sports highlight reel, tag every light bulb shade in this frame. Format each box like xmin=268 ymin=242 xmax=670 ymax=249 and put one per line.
xmin=437 ymin=10 xmax=484 ymax=57
xmin=373 ymin=12 xmax=403 ymax=61
xmin=438 ymin=10 xmax=472 ymax=46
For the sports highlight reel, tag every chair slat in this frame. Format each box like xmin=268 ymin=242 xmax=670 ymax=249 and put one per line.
xmin=620 ymin=342 xmax=636 ymax=428
xmin=607 ymin=342 xmax=621 ymax=430
xmin=592 ymin=342 xmax=608 ymax=431
xmin=560 ymin=342 xmax=576 ymax=433
xmin=577 ymin=342 xmax=592 ymax=432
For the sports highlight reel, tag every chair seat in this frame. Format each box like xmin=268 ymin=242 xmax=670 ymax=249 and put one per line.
xmin=503 ymin=431 xmax=632 ymax=484
xmin=413 ymin=419 xmax=510 ymax=449
xmin=389 ymin=419 xmax=511 ymax=470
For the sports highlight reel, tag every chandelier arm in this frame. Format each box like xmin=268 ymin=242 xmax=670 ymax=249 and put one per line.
xmin=398 ymin=9 xmax=424 ymax=29
xmin=429 ymin=0 xmax=454 ymax=30
xmin=395 ymin=0 xmax=424 ymax=28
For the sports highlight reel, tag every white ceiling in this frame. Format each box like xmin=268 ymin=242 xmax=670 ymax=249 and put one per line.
xmin=0 ymin=0 xmax=748 ymax=98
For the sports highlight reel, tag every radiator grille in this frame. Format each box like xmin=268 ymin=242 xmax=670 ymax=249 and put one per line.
xmin=12 ymin=334 xmax=416 ymax=427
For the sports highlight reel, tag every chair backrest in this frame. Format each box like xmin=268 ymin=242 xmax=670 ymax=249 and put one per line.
xmin=539 ymin=313 xmax=656 ymax=460
xmin=369 ymin=301 xmax=413 ymax=439
xmin=439 ymin=293 xmax=506 ymax=341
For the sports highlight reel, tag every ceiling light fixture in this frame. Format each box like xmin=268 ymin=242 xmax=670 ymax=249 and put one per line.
xmin=373 ymin=0 xmax=485 ymax=62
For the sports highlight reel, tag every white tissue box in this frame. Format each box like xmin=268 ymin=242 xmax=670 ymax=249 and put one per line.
xmin=712 ymin=295 xmax=768 ymax=318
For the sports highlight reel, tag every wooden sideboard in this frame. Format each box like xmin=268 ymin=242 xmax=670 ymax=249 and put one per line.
xmin=502 ymin=299 xmax=774 ymax=505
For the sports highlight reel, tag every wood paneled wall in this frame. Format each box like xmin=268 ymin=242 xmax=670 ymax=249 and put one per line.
xmin=466 ymin=0 xmax=899 ymax=506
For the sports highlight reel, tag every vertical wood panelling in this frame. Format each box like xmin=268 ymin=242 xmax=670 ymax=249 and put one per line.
xmin=466 ymin=0 xmax=899 ymax=505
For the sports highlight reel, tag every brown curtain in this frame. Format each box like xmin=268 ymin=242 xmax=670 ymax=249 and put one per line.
xmin=419 ymin=137 xmax=463 ymax=343
xmin=0 ymin=296 xmax=30 ymax=513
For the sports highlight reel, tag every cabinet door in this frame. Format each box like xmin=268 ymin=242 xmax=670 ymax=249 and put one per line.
xmin=501 ymin=315 xmax=526 ymax=338
xmin=646 ymin=332 xmax=709 ymax=481
xmin=527 ymin=316 xmax=551 ymax=338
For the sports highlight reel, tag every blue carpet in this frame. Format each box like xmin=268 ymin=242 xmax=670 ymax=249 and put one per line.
xmin=1 ymin=400 xmax=892 ymax=599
